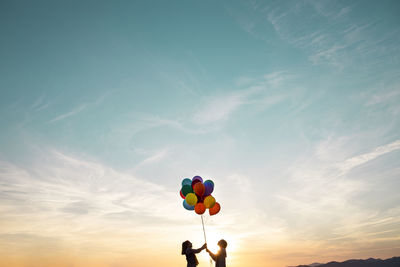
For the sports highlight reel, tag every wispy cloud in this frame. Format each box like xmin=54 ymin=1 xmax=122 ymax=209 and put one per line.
xmin=308 ymin=44 xmax=347 ymax=68
xmin=114 ymin=72 xmax=291 ymax=144
xmin=192 ymin=72 xmax=291 ymax=125
xmin=309 ymin=1 xmax=354 ymax=19
xmin=192 ymin=92 xmax=244 ymax=125
xmin=0 ymin=148 xmax=184 ymax=254
xmin=366 ymin=86 xmax=400 ymax=106
xmin=133 ymin=147 xmax=169 ymax=170
xmin=339 ymin=139 xmax=400 ymax=173
xmin=269 ymin=135 xmax=400 ymax=253
xmin=122 ymin=113 xmax=214 ymax=137
xmin=45 ymin=90 xmax=114 ymax=124
xmin=227 ymin=1 xmax=399 ymax=70
xmin=46 ymin=104 xmax=87 ymax=123
xmin=31 ymin=94 xmax=50 ymax=111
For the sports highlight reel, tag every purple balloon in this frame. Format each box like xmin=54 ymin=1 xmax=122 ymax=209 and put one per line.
xmin=204 ymin=180 xmax=214 ymax=196
xmin=192 ymin=176 xmax=203 ymax=183
xmin=191 ymin=175 xmax=203 ymax=188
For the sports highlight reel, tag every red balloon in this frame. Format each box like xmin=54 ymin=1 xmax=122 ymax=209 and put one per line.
xmin=209 ymin=202 xmax=220 ymax=216
xmin=195 ymin=203 xmax=206 ymax=215
xmin=194 ymin=182 xmax=205 ymax=196
xmin=191 ymin=176 xmax=203 ymax=188
xmin=180 ymin=190 xmax=185 ymax=199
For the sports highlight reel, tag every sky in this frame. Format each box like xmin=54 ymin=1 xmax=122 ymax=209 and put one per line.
xmin=0 ymin=0 xmax=400 ymax=266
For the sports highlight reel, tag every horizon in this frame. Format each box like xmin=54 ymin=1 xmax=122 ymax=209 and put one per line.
xmin=1 ymin=1 xmax=400 ymax=266
xmin=289 ymin=256 xmax=400 ymax=267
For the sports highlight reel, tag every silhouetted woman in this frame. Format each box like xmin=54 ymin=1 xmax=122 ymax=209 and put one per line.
xmin=182 ymin=240 xmax=207 ymax=267
xmin=206 ymin=239 xmax=227 ymax=267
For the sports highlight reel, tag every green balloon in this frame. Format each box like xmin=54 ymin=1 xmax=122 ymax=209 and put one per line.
xmin=182 ymin=178 xmax=192 ymax=187
xmin=181 ymin=184 xmax=193 ymax=196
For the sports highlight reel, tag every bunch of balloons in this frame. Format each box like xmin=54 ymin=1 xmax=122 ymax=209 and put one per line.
xmin=180 ymin=176 xmax=221 ymax=216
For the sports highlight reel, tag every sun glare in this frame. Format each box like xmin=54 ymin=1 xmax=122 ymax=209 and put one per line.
xmin=202 ymin=227 xmax=238 ymax=256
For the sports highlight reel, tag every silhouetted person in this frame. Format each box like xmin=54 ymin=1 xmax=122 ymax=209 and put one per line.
xmin=182 ymin=240 xmax=207 ymax=267
xmin=206 ymin=239 xmax=227 ymax=267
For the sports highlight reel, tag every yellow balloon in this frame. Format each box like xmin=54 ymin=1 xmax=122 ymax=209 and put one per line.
xmin=204 ymin=195 xmax=216 ymax=209
xmin=185 ymin=193 xmax=198 ymax=206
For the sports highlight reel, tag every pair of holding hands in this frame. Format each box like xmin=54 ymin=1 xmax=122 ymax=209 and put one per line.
xmin=201 ymin=243 xmax=211 ymax=253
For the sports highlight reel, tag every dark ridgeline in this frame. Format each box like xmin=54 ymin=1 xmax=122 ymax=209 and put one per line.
xmin=294 ymin=257 xmax=400 ymax=267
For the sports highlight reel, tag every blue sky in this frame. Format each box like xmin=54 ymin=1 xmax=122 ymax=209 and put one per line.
xmin=1 ymin=1 xmax=400 ymax=266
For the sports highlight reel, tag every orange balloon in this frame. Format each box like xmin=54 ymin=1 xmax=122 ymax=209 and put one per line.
xmin=193 ymin=182 xmax=205 ymax=196
xmin=195 ymin=202 xmax=206 ymax=215
xmin=209 ymin=202 xmax=220 ymax=216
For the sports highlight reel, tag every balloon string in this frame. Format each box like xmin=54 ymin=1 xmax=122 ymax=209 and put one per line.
xmin=201 ymin=215 xmax=213 ymax=267
xmin=201 ymin=214 xmax=207 ymax=244
xmin=201 ymin=215 xmax=212 ymax=267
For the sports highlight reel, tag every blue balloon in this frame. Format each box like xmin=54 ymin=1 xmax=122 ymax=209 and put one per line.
xmin=204 ymin=180 xmax=214 ymax=196
xmin=183 ymin=200 xmax=195 ymax=211
xmin=182 ymin=178 xmax=192 ymax=187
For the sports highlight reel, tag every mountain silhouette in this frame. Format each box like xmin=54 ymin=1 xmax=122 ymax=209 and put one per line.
xmin=293 ymin=257 xmax=400 ymax=267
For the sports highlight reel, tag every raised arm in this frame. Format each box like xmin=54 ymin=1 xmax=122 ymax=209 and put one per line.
xmin=207 ymin=249 xmax=218 ymax=261
xmin=187 ymin=243 xmax=207 ymax=254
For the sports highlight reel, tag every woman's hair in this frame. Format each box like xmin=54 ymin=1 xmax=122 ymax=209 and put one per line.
xmin=218 ymin=239 xmax=228 ymax=248
xmin=181 ymin=240 xmax=191 ymax=255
